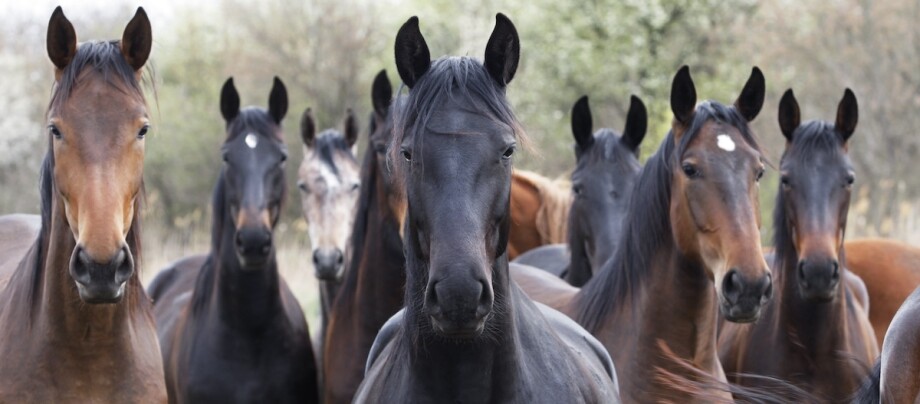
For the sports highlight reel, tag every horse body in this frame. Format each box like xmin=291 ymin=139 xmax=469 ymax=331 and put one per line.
xmin=322 ymin=69 xmax=407 ymax=404
xmin=149 ymin=78 xmax=318 ymax=403
xmin=0 ymin=7 xmax=165 ymax=402
xmin=508 ymin=170 xmax=570 ymax=259
xmin=718 ymin=89 xmax=877 ymax=401
xmin=356 ymin=15 xmax=618 ymax=402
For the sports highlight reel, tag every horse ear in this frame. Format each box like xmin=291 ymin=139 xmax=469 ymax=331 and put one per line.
xmin=484 ymin=13 xmax=520 ymax=87
xmin=394 ymin=17 xmax=430 ymax=89
xmin=670 ymin=65 xmax=696 ymax=125
xmin=621 ymin=95 xmax=647 ymax=155
xmin=777 ymin=89 xmax=800 ymax=142
xmin=372 ymin=69 xmax=393 ymax=118
xmin=571 ymin=96 xmax=594 ymax=153
xmin=220 ymin=77 xmax=240 ymax=123
xmin=735 ymin=67 xmax=766 ymax=122
xmin=835 ymin=88 xmax=858 ymax=142
xmin=268 ymin=76 xmax=288 ymax=124
xmin=343 ymin=108 xmax=359 ymax=147
xmin=121 ymin=7 xmax=152 ymax=71
xmin=300 ymin=108 xmax=316 ymax=147
xmin=47 ymin=6 xmax=77 ymax=70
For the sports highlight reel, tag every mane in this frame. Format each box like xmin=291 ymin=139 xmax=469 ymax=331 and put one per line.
xmin=772 ymin=120 xmax=847 ymax=286
xmin=579 ymin=129 xmax=642 ymax=170
xmin=49 ymin=40 xmax=148 ymax=110
xmin=312 ymin=130 xmax=356 ymax=177
xmin=514 ymin=169 xmax=571 ymax=244
xmin=226 ymin=107 xmax=283 ymax=142
xmin=575 ymin=101 xmax=761 ymax=332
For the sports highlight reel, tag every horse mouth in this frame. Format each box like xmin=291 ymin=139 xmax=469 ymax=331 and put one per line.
xmin=429 ymin=316 xmax=486 ymax=339
xmin=75 ymin=281 xmax=126 ymax=304
xmin=720 ymin=299 xmax=764 ymax=323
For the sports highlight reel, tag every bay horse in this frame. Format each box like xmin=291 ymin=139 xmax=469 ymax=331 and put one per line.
xmin=717 ymin=89 xmax=877 ymax=401
xmin=322 ymin=70 xmax=407 ymax=403
xmin=511 ymin=66 xmax=774 ymax=402
xmin=513 ymin=94 xmax=646 ymax=286
xmin=0 ymin=7 xmax=166 ymax=402
xmin=854 ymin=285 xmax=920 ymax=403
xmin=355 ymin=15 xmax=619 ymax=403
xmin=296 ymin=106 xmax=360 ymax=356
xmin=148 ymin=78 xmax=319 ymax=403
xmin=508 ymin=170 xmax=571 ymax=259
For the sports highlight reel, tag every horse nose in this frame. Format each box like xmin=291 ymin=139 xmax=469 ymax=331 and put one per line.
xmin=797 ymin=259 xmax=840 ymax=300
xmin=235 ymin=227 xmax=272 ymax=266
xmin=424 ymin=266 xmax=493 ymax=337
xmin=69 ymin=244 xmax=133 ymax=304
xmin=720 ymin=269 xmax=772 ymax=323
xmin=313 ymin=248 xmax=345 ymax=281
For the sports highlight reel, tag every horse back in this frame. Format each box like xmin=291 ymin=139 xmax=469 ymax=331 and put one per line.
xmin=879 ymin=285 xmax=920 ymax=402
xmin=509 ymin=262 xmax=578 ymax=312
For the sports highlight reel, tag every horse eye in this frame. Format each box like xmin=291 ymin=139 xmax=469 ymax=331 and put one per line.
xmin=846 ymin=174 xmax=855 ymax=187
xmin=137 ymin=125 xmax=149 ymax=139
xmin=49 ymin=125 xmax=62 ymax=140
xmin=402 ymin=150 xmax=412 ymax=162
xmin=222 ymin=153 xmax=230 ymax=163
xmin=280 ymin=154 xmax=287 ymax=163
xmin=298 ymin=182 xmax=308 ymax=192
xmin=351 ymin=183 xmax=360 ymax=192
xmin=781 ymin=175 xmax=791 ymax=188
xmin=755 ymin=168 xmax=764 ymax=182
xmin=502 ymin=147 xmax=515 ymax=159
xmin=681 ymin=163 xmax=700 ymax=178
xmin=572 ymin=185 xmax=583 ymax=195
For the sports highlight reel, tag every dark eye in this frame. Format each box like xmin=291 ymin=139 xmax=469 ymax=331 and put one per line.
xmin=298 ymin=182 xmax=308 ymax=192
xmin=222 ymin=153 xmax=230 ymax=163
xmin=280 ymin=154 xmax=287 ymax=163
xmin=402 ymin=150 xmax=412 ymax=162
xmin=845 ymin=174 xmax=855 ymax=187
xmin=681 ymin=163 xmax=700 ymax=178
xmin=781 ymin=175 xmax=791 ymax=188
xmin=351 ymin=183 xmax=360 ymax=192
xmin=755 ymin=168 xmax=764 ymax=182
xmin=573 ymin=184 xmax=583 ymax=195
xmin=137 ymin=125 xmax=149 ymax=139
xmin=502 ymin=147 xmax=515 ymax=159
xmin=49 ymin=125 xmax=62 ymax=140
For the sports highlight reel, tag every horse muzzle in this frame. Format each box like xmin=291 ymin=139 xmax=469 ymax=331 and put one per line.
xmin=69 ymin=244 xmax=133 ymax=304
xmin=719 ymin=268 xmax=773 ymax=323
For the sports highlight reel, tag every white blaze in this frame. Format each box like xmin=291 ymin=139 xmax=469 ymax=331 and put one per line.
xmin=245 ymin=134 xmax=258 ymax=149
xmin=717 ymin=134 xmax=736 ymax=152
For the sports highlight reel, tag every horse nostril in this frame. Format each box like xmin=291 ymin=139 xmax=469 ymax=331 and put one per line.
xmin=722 ymin=270 xmax=743 ymax=302
xmin=831 ymin=261 xmax=840 ymax=280
xmin=312 ymin=250 xmax=321 ymax=265
xmin=798 ymin=260 xmax=807 ymax=285
xmin=335 ymin=249 xmax=344 ymax=265
xmin=479 ymin=279 xmax=493 ymax=307
xmin=236 ymin=232 xmax=244 ymax=250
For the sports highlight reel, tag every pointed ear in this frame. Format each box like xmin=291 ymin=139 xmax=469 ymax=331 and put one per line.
xmin=670 ymin=65 xmax=696 ymax=125
xmin=621 ymin=95 xmax=647 ymax=155
xmin=484 ymin=13 xmax=520 ymax=87
xmin=220 ymin=77 xmax=240 ymax=123
xmin=300 ymin=108 xmax=316 ymax=147
xmin=777 ymin=89 xmax=800 ymax=142
xmin=735 ymin=67 xmax=765 ymax=122
xmin=268 ymin=76 xmax=288 ymax=124
xmin=571 ymin=96 xmax=594 ymax=154
xmin=372 ymin=69 xmax=393 ymax=118
xmin=121 ymin=7 xmax=152 ymax=71
xmin=835 ymin=88 xmax=858 ymax=142
xmin=343 ymin=108 xmax=359 ymax=147
xmin=47 ymin=6 xmax=77 ymax=70
xmin=394 ymin=17 xmax=430 ymax=89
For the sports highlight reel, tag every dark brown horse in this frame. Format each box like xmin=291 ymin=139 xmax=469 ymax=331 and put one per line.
xmin=512 ymin=66 xmax=774 ymax=402
xmin=356 ymin=15 xmax=619 ymax=403
xmin=148 ymin=78 xmax=319 ymax=403
xmin=718 ymin=89 xmax=877 ymax=401
xmin=0 ymin=7 xmax=165 ymax=402
xmin=322 ymin=70 xmax=407 ymax=403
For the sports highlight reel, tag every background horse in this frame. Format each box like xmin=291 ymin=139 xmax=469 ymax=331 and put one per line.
xmin=296 ymin=106 xmax=360 ymax=357
xmin=512 ymin=66 xmax=774 ymax=402
xmin=356 ymin=15 xmax=618 ymax=403
xmin=0 ymin=7 xmax=165 ymax=402
xmin=322 ymin=70 xmax=407 ymax=404
xmin=718 ymin=89 xmax=877 ymax=401
xmin=513 ymin=94 xmax=646 ymax=286
xmin=508 ymin=170 xmax=571 ymax=259
xmin=148 ymin=78 xmax=318 ymax=403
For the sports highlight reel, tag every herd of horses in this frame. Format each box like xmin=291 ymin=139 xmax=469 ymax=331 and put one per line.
xmin=3 ymin=5 xmax=920 ymax=404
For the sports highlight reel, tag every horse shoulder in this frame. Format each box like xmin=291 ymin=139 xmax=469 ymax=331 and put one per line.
xmin=0 ymin=214 xmax=40 ymax=289
xmin=844 ymin=269 xmax=871 ymax=315
xmin=880 ymin=286 xmax=920 ymax=402
xmin=509 ymin=262 xmax=578 ymax=312
xmin=511 ymin=244 xmax=570 ymax=277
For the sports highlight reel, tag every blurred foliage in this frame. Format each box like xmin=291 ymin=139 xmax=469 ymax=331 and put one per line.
xmin=1 ymin=0 xmax=919 ymax=243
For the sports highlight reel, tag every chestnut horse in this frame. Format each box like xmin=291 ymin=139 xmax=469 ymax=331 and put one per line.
xmin=513 ymin=95 xmax=646 ymax=286
xmin=718 ymin=89 xmax=877 ymax=401
xmin=148 ymin=78 xmax=319 ymax=402
xmin=512 ymin=66 xmax=775 ymax=402
xmin=356 ymin=15 xmax=619 ymax=403
xmin=508 ymin=170 xmax=571 ymax=259
xmin=322 ymin=70 xmax=407 ymax=403
xmin=0 ymin=7 xmax=165 ymax=402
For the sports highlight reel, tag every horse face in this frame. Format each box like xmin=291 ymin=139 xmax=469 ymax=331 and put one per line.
xmin=298 ymin=109 xmax=360 ymax=281
xmin=47 ymin=7 xmax=151 ymax=303
xmin=669 ymin=66 xmax=773 ymax=323
xmin=219 ymin=78 xmax=288 ymax=270
xmin=778 ymin=89 xmax=858 ymax=301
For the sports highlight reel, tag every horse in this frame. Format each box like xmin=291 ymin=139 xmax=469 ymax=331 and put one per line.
xmin=513 ymin=94 xmax=646 ymax=286
xmin=296 ymin=106 xmax=360 ymax=359
xmin=508 ymin=170 xmax=571 ymax=259
xmin=355 ymin=15 xmax=619 ymax=403
xmin=322 ymin=70 xmax=407 ymax=403
xmin=0 ymin=7 xmax=165 ymax=402
xmin=147 ymin=78 xmax=319 ymax=403
xmin=511 ymin=65 xmax=775 ymax=402
xmin=717 ymin=89 xmax=878 ymax=401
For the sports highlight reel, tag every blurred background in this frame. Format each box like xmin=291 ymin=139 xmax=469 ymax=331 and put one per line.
xmin=1 ymin=0 xmax=918 ymax=322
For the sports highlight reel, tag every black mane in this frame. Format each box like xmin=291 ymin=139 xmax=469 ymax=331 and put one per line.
xmin=575 ymin=101 xmax=761 ymax=332
xmin=313 ymin=130 xmax=356 ymax=177
xmin=49 ymin=40 xmax=147 ymax=109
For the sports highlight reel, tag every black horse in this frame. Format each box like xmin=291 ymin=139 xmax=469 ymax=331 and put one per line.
xmin=148 ymin=78 xmax=319 ymax=403
xmin=513 ymin=95 xmax=646 ymax=286
xmin=355 ymin=14 xmax=618 ymax=403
